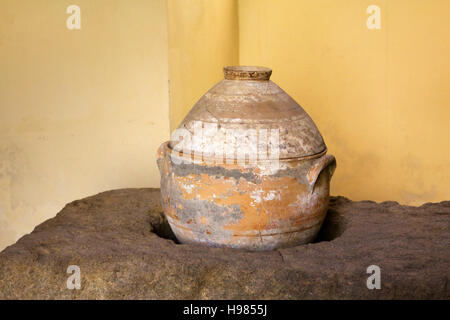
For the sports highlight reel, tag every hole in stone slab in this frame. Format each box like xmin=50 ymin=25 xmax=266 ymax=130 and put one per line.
xmin=150 ymin=207 xmax=346 ymax=247
xmin=149 ymin=210 xmax=180 ymax=244
xmin=313 ymin=207 xmax=347 ymax=243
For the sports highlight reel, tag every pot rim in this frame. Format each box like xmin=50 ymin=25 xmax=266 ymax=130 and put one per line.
xmin=223 ymin=66 xmax=272 ymax=81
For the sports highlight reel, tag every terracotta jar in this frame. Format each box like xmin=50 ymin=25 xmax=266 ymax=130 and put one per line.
xmin=157 ymin=66 xmax=336 ymax=250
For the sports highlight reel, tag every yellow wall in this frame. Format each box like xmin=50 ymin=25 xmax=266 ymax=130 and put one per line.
xmin=239 ymin=0 xmax=450 ymax=205
xmin=0 ymin=0 xmax=170 ymax=250
xmin=167 ymin=0 xmax=239 ymax=130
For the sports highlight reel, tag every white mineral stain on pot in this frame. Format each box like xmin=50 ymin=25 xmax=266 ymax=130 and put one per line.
xmin=181 ymin=183 xmax=195 ymax=194
xmin=263 ymin=190 xmax=281 ymax=201
xmin=250 ymin=190 xmax=263 ymax=204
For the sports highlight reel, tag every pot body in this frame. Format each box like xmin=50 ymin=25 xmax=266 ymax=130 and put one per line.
xmin=157 ymin=142 xmax=336 ymax=250
xmin=157 ymin=66 xmax=336 ymax=250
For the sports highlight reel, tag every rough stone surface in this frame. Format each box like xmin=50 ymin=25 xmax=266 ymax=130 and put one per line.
xmin=0 ymin=188 xmax=448 ymax=299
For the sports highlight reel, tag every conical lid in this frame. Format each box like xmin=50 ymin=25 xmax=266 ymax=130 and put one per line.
xmin=170 ymin=66 xmax=326 ymax=161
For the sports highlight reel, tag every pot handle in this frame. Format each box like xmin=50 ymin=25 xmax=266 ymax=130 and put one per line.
xmin=156 ymin=141 xmax=169 ymax=171
xmin=307 ymin=154 xmax=336 ymax=193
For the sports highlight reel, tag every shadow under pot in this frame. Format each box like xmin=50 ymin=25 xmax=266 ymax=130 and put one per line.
xmin=157 ymin=66 xmax=336 ymax=251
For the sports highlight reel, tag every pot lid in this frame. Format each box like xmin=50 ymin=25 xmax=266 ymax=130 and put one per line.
xmin=170 ymin=66 xmax=327 ymax=161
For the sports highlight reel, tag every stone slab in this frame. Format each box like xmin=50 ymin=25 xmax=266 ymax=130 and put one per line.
xmin=0 ymin=189 xmax=448 ymax=299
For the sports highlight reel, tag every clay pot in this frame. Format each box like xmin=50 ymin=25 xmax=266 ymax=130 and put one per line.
xmin=157 ymin=66 xmax=336 ymax=250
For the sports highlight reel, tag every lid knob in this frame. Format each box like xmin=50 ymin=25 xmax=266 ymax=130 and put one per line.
xmin=223 ymin=66 xmax=272 ymax=81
